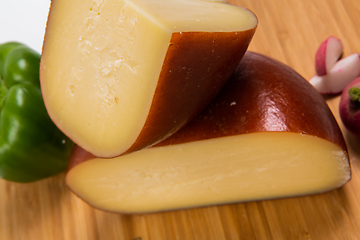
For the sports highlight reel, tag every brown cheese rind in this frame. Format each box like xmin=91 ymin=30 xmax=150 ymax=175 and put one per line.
xmin=156 ymin=51 xmax=348 ymax=153
xmin=125 ymin=30 xmax=256 ymax=153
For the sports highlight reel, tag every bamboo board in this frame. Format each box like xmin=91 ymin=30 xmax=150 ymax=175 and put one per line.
xmin=1 ymin=0 xmax=360 ymax=239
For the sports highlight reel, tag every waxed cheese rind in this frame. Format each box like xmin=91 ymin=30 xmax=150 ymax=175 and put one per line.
xmin=66 ymin=132 xmax=351 ymax=214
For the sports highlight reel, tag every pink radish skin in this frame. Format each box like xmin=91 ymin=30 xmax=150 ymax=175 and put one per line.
xmin=339 ymin=77 xmax=360 ymax=138
xmin=310 ymin=53 xmax=360 ymax=94
xmin=315 ymin=36 xmax=343 ymax=76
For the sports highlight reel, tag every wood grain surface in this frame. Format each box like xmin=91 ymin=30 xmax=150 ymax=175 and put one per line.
xmin=1 ymin=0 xmax=360 ymax=239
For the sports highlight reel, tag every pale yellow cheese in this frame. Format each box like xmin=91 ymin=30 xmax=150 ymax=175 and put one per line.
xmin=40 ymin=0 xmax=257 ymax=157
xmin=66 ymin=132 xmax=350 ymax=213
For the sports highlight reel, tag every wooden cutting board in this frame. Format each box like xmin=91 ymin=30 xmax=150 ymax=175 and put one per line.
xmin=1 ymin=0 xmax=360 ymax=239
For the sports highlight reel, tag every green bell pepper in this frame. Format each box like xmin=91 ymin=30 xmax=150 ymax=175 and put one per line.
xmin=0 ymin=42 xmax=74 ymax=183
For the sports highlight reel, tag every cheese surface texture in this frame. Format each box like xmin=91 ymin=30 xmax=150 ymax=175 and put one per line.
xmin=66 ymin=132 xmax=350 ymax=213
xmin=40 ymin=0 xmax=257 ymax=157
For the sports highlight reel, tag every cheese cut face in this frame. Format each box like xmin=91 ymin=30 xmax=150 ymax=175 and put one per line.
xmin=40 ymin=0 xmax=257 ymax=158
xmin=66 ymin=52 xmax=351 ymax=214
xmin=67 ymin=132 xmax=350 ymax=213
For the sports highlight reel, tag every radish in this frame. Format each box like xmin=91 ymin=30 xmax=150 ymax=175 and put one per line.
xmin=315 ymin=36 xmax=343 ymax=76
xmin=339 ymin=77 xmax=360 ymax=138
xmin=310 ymin=53 xmax=360 ymax=94
xmin=309 ymin=36 xmax=360 ymax=94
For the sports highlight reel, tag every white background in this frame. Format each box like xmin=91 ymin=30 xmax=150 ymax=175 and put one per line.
xmin=0 ymin=0 xmax=51 ymax=53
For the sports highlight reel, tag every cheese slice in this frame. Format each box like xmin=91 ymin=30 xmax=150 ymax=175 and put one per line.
xmin=66 ymin=132 xmax=350 ymax=213
xmin=40 ymin=0 xmax=257 ymax=157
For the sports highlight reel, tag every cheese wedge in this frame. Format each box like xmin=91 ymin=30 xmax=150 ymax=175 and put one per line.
xmin=40 ymin=0 xmax=257 ymax=158
xmin=66 ymin=52 xmax=351 ymax=214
